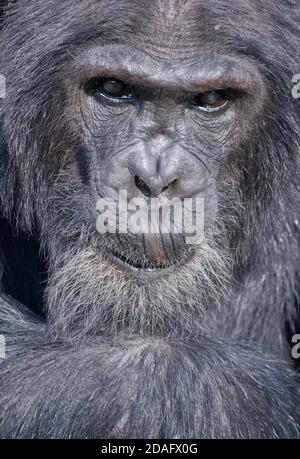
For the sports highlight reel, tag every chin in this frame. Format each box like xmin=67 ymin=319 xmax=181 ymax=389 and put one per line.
xmin=45 ymin=225 xmax=231 ymax=342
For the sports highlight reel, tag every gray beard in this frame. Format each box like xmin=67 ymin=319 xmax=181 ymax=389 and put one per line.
xmin=45 ymin=224 xmax=232 ymax=342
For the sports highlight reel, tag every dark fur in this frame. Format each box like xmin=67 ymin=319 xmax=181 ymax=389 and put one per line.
xmin=0 ymin=0 xmax=300 ymax=438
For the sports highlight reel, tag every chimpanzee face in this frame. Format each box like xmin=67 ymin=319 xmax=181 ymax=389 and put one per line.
xmin=0 ymin=0 xmax=271 ymax=338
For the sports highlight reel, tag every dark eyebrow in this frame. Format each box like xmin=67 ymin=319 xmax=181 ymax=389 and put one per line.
xmin=68 ymin=41 xmax=264 ymax=95
xmin=192 ymin=74 xmax=255 ymax=93
xmin=77 ymin=63 xmax=260 ymax=95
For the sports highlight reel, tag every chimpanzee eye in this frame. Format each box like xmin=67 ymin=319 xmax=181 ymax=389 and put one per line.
xmin=192 ymin=90 xmax=228 ymax=111
xmin=93 ymin=78 xmax=133 ymax=100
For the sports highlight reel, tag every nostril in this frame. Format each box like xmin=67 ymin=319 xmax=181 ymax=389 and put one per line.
xmin=161 ymin=179 xmax=178 ymax=193
xmin=135 ymin=176 xmax=179 ymax=197
xmin=135 ymin=176 xmax=152 ymax=198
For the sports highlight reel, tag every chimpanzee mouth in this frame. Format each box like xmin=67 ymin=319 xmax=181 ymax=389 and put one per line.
xmin=105 ymin=247 xmax=192 ymax=275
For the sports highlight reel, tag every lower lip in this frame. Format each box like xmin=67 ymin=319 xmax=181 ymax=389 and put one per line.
xmin=108 ymin=250 xmax=172 ymax=274
xmin=102 ymin=248 xmax=194 ymax=277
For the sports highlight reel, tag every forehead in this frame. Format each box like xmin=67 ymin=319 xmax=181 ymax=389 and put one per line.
xmin=8 ymin=0 xmax=276 ymax=77
xmin=35 ymin=0 xmax=269 ymax=91
xmin=97 ymin=0 xmax=227 ymax=43
xmin=119 ymin=0 xmax=213 ymax=47
xmin=60 ymin=0 xmax=264 ymax=53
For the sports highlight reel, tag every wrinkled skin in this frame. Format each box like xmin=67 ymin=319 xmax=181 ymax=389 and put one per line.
xmin=0 ymin=0 xmax=300 ymax=438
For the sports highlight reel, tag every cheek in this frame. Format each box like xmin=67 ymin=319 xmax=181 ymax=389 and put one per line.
xmin=80 ymin=97 xmax=137 ymax=146
xmin=187 ymin=108 xmax=240 ymax=157
xmin=203 ymin=184 xmax=219 ymax=227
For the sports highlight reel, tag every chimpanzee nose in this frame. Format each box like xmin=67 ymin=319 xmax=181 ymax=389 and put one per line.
xmin=129 ymin=135 xmax=182 ymax=198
